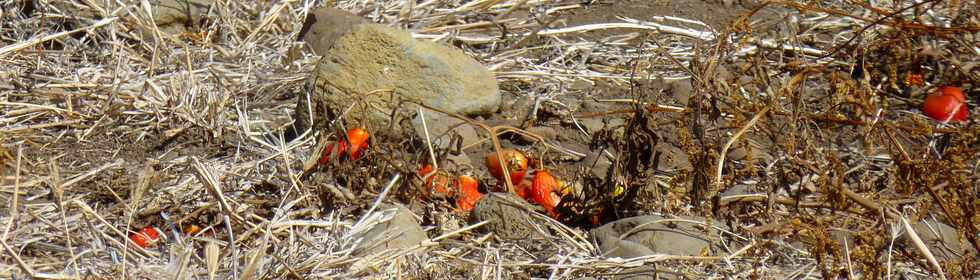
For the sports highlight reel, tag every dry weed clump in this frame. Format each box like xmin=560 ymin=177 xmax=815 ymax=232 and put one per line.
xmin=1 ymin=0 xmax=977 ymax=279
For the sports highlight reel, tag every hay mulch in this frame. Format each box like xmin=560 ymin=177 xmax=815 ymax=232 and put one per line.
xmin=1 ymin=0 xmax=978 ymax=279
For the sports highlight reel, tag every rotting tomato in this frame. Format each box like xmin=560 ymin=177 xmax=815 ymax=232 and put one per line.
xmin=318 ymin=127 xmax=371 ymax=164
xmin=455 ymin=175 xmax=482 ymax=212
xmin=418 ymin=164 xmax=453 ymax=198
xmin=922 ymin=86 xmax=968 ymax=122
xmin=485 ymin=149 xmax=529 ymax=185
xmin=130 ymin=226 xmax=161 ymax=249
xmin=531 ymin=170 xmax=562 ymax=218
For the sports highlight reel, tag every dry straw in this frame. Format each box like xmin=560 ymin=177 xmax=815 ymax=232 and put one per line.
xmin=1 ymin=0 xmax=976 ymax=278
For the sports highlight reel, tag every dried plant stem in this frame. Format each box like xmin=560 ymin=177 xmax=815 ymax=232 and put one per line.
xmin=418 ymin=107 xmax=439 ymax=170
xmin=354 ymin=173 xmax=402 ymax=227
xmin=2 ymin=146 xmax=21 ymax=239
xmin=0 ymin=239 xmax=35 ymax=278
xmin=714 ymin=106 xmax=769 ymax=189
xmin=0 ymin=17 xmax=117 ymax=57
xmin=899 ymin=216 xmax=947 ymax=280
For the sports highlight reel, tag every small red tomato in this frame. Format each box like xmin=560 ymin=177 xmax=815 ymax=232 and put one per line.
xmin=130 ymin=226 xmax=161 ymax=248
xmin=455 ymin=175 xmax=482 ymax=212
xmin=485 ymin=149 xmax=529 ymax=184
xmin=922 ymin=86 xmax=968 ymax=122
xmin=318 ymin=128 xmax=371 ymax=164
xmin=345 ymin=127 xmax=370 ymax=159
xmin=418 ymin=164 xmax=453 ymax=198
xmin=531 ymin=170 xmax=562 ymax=217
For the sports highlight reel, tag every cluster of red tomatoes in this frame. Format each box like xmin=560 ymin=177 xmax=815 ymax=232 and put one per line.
xmin=419 ymin=148 xmax=564 ymax=218
xmin=315 ymin=127 xmax=563 ymax=217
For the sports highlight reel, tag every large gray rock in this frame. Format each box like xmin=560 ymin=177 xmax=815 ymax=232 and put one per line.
xmin=592 ymin=215 xmax=717 ymax=258
xmin=306 ymin=23 xmax=500 ymax=125
xmin=288 ymin=7 xmax=366 ymax=60
xmin=349 ymin=204 xmax=426 ymax=257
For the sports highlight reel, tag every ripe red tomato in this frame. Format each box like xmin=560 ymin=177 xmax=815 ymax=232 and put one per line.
xmin=130 ymin=226 xmax=161 ymax=248
xmin=318 ymin=128 xmax=371 ymax=164
xmin=485 ymin=149 xmax=529 ymax=184
xmin=345 ymin=127 xmax=370 ymax=159
xmin=922 ymin=86 xmax=968 ymax=122
xmin=455 ymin=175 xmax=482 ymax=212
xmin=531 ymin=170 xmax=561 ymax=218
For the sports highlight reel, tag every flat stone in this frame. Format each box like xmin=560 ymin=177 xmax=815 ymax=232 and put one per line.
xmin=592 ymin=214 xmax=716 ymax=258
xmin=412 ymin=112 xmax=482 ymax=149
xmin=828 ymin=220 xmax=975 ymax=262
xmin=582 ymin=153 xmax=613 ymax=179
xmin=903 ymin=220 xmax=976 ymax=261
xmin=308 ymin=23 xmax=500 ymax=125
xmin=720 ymin=184 xmax=756 ymax=197
xmin=470 ymin=192 xmax=545 ymax=241
xmin=445 ymin=152 xmax=473 ymax=169
xmin=725 ymin=137 xmax=774 ymax=165
xmin=410 ymin=111 xmax=478 ymax=168
xmin=659 ymin=144 xmax=693 ymax=171
xmin=350 ymin=204 xmax=426 ymax=257
xmin=579 ymin=117 xmax=625 ymax=135
xmin=498 ymin=94 xmax=533 ymax=121
xmin=666 ymin=79 xmax=695 ymax=106
xmin=519 ymin=126 xmax=557 ymax=143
